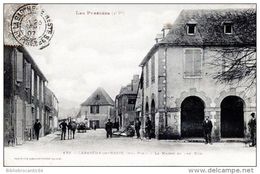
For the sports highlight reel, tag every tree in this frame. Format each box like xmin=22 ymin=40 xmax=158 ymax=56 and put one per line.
xmin=210 ymin=9 xmax=256 ymax=89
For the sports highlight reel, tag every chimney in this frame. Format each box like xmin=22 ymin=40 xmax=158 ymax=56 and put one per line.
xmin=162 ymin=23 xmax=173 ymax=38
xmin=155 ymin=33 xmax=163 ymax=43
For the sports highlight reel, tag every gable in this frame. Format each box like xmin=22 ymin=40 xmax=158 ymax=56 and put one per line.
xmin=81 ymin=87 xmax=114 ymax=106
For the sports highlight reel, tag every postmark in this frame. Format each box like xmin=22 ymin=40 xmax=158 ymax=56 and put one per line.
xmin=11 ymin=4 xmax=54 ymax=49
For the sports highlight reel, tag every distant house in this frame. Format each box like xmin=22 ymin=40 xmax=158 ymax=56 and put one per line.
xmin=79 ymin=87 xmax=114 ymax=129
xmin=115 ymin=75 xmax=139 ymax=128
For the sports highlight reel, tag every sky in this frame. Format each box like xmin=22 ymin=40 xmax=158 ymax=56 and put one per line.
xmin=23 ymin=4 xmax=255 ymax=118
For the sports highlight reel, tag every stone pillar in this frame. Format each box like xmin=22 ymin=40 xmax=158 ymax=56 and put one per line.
xmin=213 ymin=107 xmax=221 ymax=141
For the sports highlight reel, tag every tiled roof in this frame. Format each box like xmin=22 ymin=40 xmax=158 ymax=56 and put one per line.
xmin=81 ymin=87 xmax=114 ymax=106
xmin=140 ymin=8 xmax=256 ymax=66
xmin=162 ymin=8 xmax=256 ymax=46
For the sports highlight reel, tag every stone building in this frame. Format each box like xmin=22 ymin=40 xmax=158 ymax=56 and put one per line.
xmin=4 ymin=45 xmax=51 ymax=145
xmin=138 ymin=9 xmax=256 ymax=140
xmin=115 ymin=75 xmax=139 ymax=128
xmin=79 ymin=87 xmax=114 ymax=128
xmin=45 ymin=87 xmax=59 ymax=133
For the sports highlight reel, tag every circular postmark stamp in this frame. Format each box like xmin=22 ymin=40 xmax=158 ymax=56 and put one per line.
xmin=11 ymin=4 xmax=54 ymax=49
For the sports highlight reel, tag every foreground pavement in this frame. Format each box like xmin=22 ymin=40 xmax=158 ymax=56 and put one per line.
xmin=4 ymin=129 xmax=256 ymax=166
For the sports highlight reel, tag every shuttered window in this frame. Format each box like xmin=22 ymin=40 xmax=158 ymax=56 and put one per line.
xmin=146 ymin=63 xmax=149 ymax=87
xmin=90 ymin=105 xmax=99 ymax=114
xmin=184 ymin=49 xmax=202 ymax=78
xmin=25 ymin=61 xmax=31 ymax=89
xmin=37 ymin=76 xmax=40 ymax=99
xmin=151 ymin=56 xmax=155 ymax=83
xmin=16 ymin=98 xmax=24 ymax=144
xmin=16 ymin=51 xmax=23 ymax=82
xmin=31 ymin=69 xmax=35 ymax=96
xmin=41 ymin=82 xmax=44 ymax=102
xmin=26 ymin=104 xmax=32 ymax=127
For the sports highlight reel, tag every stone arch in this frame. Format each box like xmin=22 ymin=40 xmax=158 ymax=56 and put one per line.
xmin=214 ymin=88 xmax=249 ymax=108
xmin=150 ymin=98 xmax=156 ymax=138
xmin=181 ymin=96 xmax=205 ymax=137
xmin=220 ymin=96 xmax=245 ymax=138
xmin=175 ymin=88 xmax=212 ymax=108
xmin=145 ymin=96 xmax=149 ymax=116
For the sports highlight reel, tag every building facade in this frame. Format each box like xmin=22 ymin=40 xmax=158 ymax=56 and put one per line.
xmin=45 ymin=87 xmax=59 ymax=134
xmin=139 ymin=9 xmax=256 ymax=140
xmin=115 ymin=75 xmax=139 ymax=128
xmin=79 ymin=87 xmax=114 ymax=128
xmin=4 ymin=45 xmax=52 ymax=145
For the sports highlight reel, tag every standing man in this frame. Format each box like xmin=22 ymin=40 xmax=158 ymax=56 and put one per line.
xmin=135 ymin=118 xmax=142 ymax=139
xmin=248 ymin=113 xmax=256 ymax=147
xmin=93 ymin=122 xmax=96 ymax=130
xmin=145 ymin=117 xmax=152 ymax=139
xmin=105 ymin=119 xmax=113 ymax=138
xmin=202 ymin=116 xmax=213 ymax=144
xmin=33 ymin=119 xmax=42 ymax=141
xmin=59 ymin=120 xmax=67 ymax=140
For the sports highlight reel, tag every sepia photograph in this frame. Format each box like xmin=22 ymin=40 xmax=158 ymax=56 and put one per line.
xmin=2 ymin=2 xmax=257 ymax=168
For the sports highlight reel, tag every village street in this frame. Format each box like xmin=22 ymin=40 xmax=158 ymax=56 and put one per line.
xmin=4 ymin=129 xmax=256 ymax=166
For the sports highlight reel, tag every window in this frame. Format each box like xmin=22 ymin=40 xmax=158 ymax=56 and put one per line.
xmin=184 ymin=49 xmax=202 ymax=78
xmin=151 ymin=56 xmax=155 ymax=83
xmin=128 ymin=98 xmax=136 ymax=105
xmin=36 ymin=76 xmax=40 ymax=99
xmin=41 ymin=81 xmax=44 ymax=102
xmin=224 ymin=23 xmax=233 ymax=34
xmin=16 ymin=51 xmax=23 ymax=82
xmin=145 ymin=62 xmax=149 ymax=87
xmin=95 ymin=95 xmax=100 ymax=100
xmin=31 ymin=69 xmax=34 ymax=96
xmin=187 ymin=24 xmax=196 ymax=35
xmin=90 ymin=105 xmax=99 ymax=114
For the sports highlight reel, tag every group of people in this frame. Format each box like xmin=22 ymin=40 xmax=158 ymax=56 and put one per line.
xmin=120 ymin=112 xmax=257 ymax=147
xmin=59 ymin=119 xmax=77 ymax=140
xmin=202 ymin=113 xmax=256 ymax=147
xmin=34 ymin=112 xmax=256 ymax=147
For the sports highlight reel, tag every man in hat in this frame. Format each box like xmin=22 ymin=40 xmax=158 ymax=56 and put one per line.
xmin=248 ymin=113 xmax=256 ymax=147
xmin=59 ymin=120 xmax=67 ymax=140
xmin=105 ymin=118 xmax=113 ymax=138
xmin=33 ymin=119 xmax=42 ymax=140
xmin=135 ymin=117 xmax=142 ymax=139
xmin=202 ymin=116 xmax=213 ymax=144
xmin=145 ymin=117 xmax=152 ymax=139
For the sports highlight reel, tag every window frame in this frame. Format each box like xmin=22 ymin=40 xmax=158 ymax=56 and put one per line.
xmin=224 ymin=23 xmax=233 ymax=34
xmin=90 ymin=105 xmax=99 ymax=114
xmin=151 ymin=55 xmax=155 ymax=84
xmin=183 ymin=48 xmax=203 ymax=79
xmin=145 ymin=62 xmax=149 ymax=88
xmin=186 ymin=24 xmax=197 ymax=35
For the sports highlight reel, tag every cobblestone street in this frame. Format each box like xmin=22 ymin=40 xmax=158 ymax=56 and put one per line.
xmin=4 ymin=129 xmax=256 ymax=166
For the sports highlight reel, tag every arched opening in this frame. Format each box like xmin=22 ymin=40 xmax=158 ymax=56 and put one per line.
xmin=181 ymin=96 xmax=205 ymax=138
xmin=145 ymin=102 xmax=149 ymax=115
xmin=221 ymin=96 xmax=244 ymax=138
xmin=150 ymin=99 xmax=156 ymax=138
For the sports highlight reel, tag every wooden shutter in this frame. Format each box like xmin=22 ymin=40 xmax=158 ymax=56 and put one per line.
xmin=146 ymin=63 xmax=149 ymax=87
xmin=25 ymin=62 xmax=31 ymax=89
xmin=151 ymin=56 xmax=155 ymax=82
xmin=31 ymin=69 xmax=35 ymax=96
xmin=193 ymin=50 xmax=202 ymax=76
xmin=16 ymin=51 xmax=23 ymax=82
xmin=15 ymin=98 xmax=24 ymax=144
xmin=184 ymin=50 xmax=193 ymax=76
xmin=26 ymin=104 xmax=32 ymax=128
xmin=90 ymin=106 xmax=93 ymax=113
xmin=96 ymin=106 xmax=99 ymax=114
